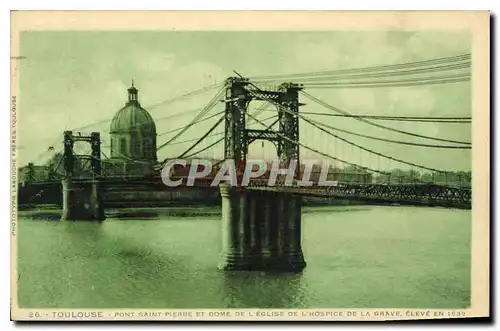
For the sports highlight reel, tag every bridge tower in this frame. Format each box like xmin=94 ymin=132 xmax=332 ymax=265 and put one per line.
xmin=219 ymin=78 xmax=306 ymax=272
xmin=61 ymin=130 xmax=105 ymax=221
xmin=224 ymin=77 xmax=250 ymax=171
xmin=224 ymin=79 xmax=303 ymax=169
xmin=277 ymin=82 xmax=301 ymax=165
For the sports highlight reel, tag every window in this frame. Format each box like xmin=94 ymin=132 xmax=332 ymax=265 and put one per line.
xmin=143 ymin=139 xmax=150 ymax=159
xmin=132 ymin=137 xmax=141 ymax=158
xmin=120 ymin=137 xmax=127 ymax=157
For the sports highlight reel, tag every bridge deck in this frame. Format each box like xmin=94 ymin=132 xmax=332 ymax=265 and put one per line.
xmin=246 ymin=183 xmax=471 ymax=209
xmin=18 ymin=178 xmax=471 ymax=209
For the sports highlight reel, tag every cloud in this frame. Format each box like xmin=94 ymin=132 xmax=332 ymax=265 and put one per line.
xmin=134 ymin=52 xmax=176 ymax=74
xmin=17 ymin=31 xmax=472 ymax=171
xmin=385 ymin=88 xmax=436 ymax=114
xmin=403 ymin=32 xmax=471 ymax=58
xmin=334 ymin=89 xmax=377 ymax=112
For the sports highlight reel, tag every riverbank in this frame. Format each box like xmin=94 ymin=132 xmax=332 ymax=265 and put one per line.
xmin=19 ymin=203 xmax=465 ymax=221
xmin=18 ymin=204 xmax=378 ymax=221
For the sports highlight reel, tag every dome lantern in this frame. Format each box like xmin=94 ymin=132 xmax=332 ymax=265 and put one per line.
xmin=127 ymin=79 xmax=139 ymax=104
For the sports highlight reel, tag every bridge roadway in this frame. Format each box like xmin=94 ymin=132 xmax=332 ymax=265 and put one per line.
xmin=245 ymin=182 xmax=471 ymax=209
xmin=19 ymin=176 xmax=471 ymax=209
xmin=164 ymin=176 xmax=472 ymax=209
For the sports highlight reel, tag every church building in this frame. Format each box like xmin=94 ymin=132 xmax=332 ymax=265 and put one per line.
xmin=106 ymin=83 xmax=158 ymax=177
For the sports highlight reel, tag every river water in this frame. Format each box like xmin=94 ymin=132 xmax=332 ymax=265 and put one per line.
xmin=17 ymin=206 xmax=470 ymax=309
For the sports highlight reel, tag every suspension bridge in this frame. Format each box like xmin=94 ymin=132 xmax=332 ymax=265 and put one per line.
xmin=18 ymin=53 xmax=473 ymax=271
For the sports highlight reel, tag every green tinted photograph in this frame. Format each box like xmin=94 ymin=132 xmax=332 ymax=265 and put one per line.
xmin=14 ymin=27 xmax=475 ymax=313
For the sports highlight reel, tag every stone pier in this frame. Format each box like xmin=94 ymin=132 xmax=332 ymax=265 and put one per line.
xmin=218 ymin=184 xmax=306 ymax=272
xmin=61 ymin=178 xmax=105 ymax=221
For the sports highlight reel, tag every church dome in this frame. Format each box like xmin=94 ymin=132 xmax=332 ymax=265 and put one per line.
xmin=110 ymin=84 xmax=156 ymax=134
xmin=109 ymin=83 xmax=158 ymax=164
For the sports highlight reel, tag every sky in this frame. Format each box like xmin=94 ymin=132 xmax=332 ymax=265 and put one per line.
xmin=17 ymin=30 xmax=472 ymax=172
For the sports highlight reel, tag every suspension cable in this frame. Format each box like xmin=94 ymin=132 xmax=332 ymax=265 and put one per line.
xmin=178 ymin=115 xmax=225 ymax=159
xmin=303 ymin=77 xmax=469 ymax=89
xmin=259 ymin=64 xmax=470 ymax=85
xmin=146 ymin=82 xmax=224 ymax=109
xmin=259 ymin=94 xmax=454 ymax=176
xmin=242 ymin=82 xmax=443 ymax=183
xmin=301 ymin=90 xmax=471 ymax=145
xmin=101 ymin=107 xmax=216 ymax=133
xmin=300 ymin=116 xmax=448 ymax=173
xmin=182 ymin=137 xmax=224 ymax=159
xmin=301 ymin=72 xmax=469 ymax=86
xmin=94 ymin=150 xmax=133 ymax=181
xmin=31 ymin=84 xmax=226 ymax=164
xmin=168 ymin=132 xmax=224 ymax=146
xmin=157 ymin=111 xmax=225 ymax=137
xmin=243 ymin=74 xmax=469 ymax=159
xmin=31 ymin=139 xmax=62 ymax=164
xmin=277 ymin=110 xmax=471 ymax=122
xmin=167 ymin=114 xmax=279 ymax=149
xmin=156 ymin=86 xmax=226 ymax=151
xmin=49 ymin=153 xmax=65 ymax=177
xmin=250 ymin=53 xmax=470 ymax=80
xmin=71 ymin=82 xmax=224 ymax=132
xmin=179 ymin=111 xmax=278 ymax=160
xmin=302 ymin=116 xmax=471 ymax=149
xmin=245 ymin=111 xmax=390 ymax=176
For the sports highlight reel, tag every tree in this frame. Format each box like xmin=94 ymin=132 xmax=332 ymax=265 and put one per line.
xmin=43 ymin=152 xmax=88 ymax=177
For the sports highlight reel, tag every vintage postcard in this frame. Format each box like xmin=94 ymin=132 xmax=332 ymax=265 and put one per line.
xmin=10 ymin=11 xmax=490 ymax=321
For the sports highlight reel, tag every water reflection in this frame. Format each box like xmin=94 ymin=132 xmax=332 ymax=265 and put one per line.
xmin=221 ymin=271 xmax=306 ymax=308
xmin=18 ymin=206 xmax=471 ymax=309
xmin=60 ymin=221 xmax=106 ymax=255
